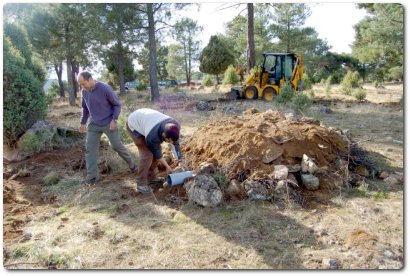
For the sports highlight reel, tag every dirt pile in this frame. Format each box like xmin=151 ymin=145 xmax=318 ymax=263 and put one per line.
xmin=183 ymin=110 xmax=349 ymax=180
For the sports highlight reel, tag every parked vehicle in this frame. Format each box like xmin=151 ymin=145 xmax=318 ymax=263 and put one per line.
xmin=158 ymin=79 xmax=178 ymax=87
xmin=125 ymin=80 xmax=139 ymax=90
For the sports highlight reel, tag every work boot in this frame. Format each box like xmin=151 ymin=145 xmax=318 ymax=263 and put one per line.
xmin=136 ymin=181 xmax=153 ymax=194
xmin=81 ymin=177 xmax=98 ymax=186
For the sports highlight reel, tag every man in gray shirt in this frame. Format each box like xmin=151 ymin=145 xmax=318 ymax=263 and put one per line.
xmin=78 ymin=71 xmax=136 ymax=185
xmin=127 ymin=108 xmax=183 ymax=194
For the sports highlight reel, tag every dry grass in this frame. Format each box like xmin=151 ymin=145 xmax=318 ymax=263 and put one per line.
xmin=3 ymin=82 xmax=403 ymax=269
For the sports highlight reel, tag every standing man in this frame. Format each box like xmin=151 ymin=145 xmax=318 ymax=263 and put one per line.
xmin=78 ymin=71 xmax=136 ymax=185
xmin=127 ymin=108 xmax=183 ymax=194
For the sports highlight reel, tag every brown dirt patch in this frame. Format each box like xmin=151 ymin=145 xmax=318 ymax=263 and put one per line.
xmin=183 ymin=110 xmax=348 ymax=179
xmin=347 ymin=229 xmax=378 ymax=250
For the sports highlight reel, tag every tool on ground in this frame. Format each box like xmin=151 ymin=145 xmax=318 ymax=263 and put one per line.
xmin=164 ymin=171 xmax=194 ymax=187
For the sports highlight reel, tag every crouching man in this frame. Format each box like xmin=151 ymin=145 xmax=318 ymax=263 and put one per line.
xmin=127 ymin=108 xmax=183 ymax=194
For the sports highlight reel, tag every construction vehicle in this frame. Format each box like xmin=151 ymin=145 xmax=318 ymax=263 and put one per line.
xmin=231 ymin=53 xmax=304 ymax=101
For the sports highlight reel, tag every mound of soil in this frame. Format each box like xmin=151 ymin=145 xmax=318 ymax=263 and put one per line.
xmin=183 ymin=110 xmax=349 ymax=179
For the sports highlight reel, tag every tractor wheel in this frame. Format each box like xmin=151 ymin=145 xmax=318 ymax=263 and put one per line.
xmin=262 ymin=87 xmax=277 ymax=102
xmin=244 ymin=86 xmax=258 ymax=100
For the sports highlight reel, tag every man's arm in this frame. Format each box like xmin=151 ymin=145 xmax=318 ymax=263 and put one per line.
xmin=147 ymin=137 xmax=173 ymax=174
xmin=105 ymin=85 xmax=121 ymax=120
xmin=79 ymin=95 xmax=89 ymax=133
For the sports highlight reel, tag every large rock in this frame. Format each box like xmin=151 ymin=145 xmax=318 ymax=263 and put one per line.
xmin=185 ymin=174 xmax=223 ymax=207
xmin=301 ymin=154 xmax=318 ymax=174
xmin=272 ymin=165 xmax=288 ymax=180
xmin=4 ymin=121 xmax=56 ymax=162
xmin=243 ymin=179 xmax=273 ymax=201
xmin=301 ymin=174 xmax=320 ymax=190
xmin=225 ymin=179 xmax=247 ymax=200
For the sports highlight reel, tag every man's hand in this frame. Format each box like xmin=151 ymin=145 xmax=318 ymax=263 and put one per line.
xmin=165 ymin=165 xmax=173 ymax=175
xmin=79 ymin=124 xmax=86 ymax=133
xmin=110 ymin=120 xmax=118 ymax=131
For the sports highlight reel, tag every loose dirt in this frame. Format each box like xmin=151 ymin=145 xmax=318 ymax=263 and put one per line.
xmin=184 ymin=110 xmax=348 ymax=178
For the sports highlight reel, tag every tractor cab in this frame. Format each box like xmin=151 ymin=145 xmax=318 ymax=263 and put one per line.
xmin=231 ymin=52 xmax=304 ymax=102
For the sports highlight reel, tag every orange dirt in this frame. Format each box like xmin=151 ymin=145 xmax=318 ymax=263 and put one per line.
xmin=183 ymin=110 xmax=349 ymax=179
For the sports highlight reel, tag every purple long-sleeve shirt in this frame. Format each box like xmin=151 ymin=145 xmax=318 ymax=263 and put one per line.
xmin=80 ymin=81 xmax=121 ymax=126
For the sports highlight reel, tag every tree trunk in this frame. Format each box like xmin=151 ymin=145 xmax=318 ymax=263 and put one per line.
xmin=66 ymin=57 xmax=76 ymax=106
xmin=147 ymin=3 xmax=160 ymax=101
xmin=183 ymin=43 xmax=190 ymax=85
xmin=247 ymin=3 xmax=256 ymax=72
xmin=287 ymin=21 xmax=291 ymax=53
xmin=216 ymin=74 xmax=220 ymax=84
xmin=117 ymin=42 xmax=126 ymax=96
xmin=54 ymin=62 xmax=65 ymax=98
xmin=71 ymin=60 xmax=79 ymax=98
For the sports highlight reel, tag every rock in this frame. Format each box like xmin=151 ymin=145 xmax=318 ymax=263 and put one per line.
xmin=379 ymin=171 xmax=389 ymax=179
xmin=286 ymin=164 xmax=301 ymax=173
xmin=22 ymin=232 xmax=33 ymax=241
xmin=225 ymin=179 xmax=245 ymax=198
xmin=391 ymin=172 xmax=403 ymax=182
xmin=299 ymin=117 xmax=320 ymax=125
xmin=285 ymin=112 xmax=296 ymax=121
xmin=322 ymin=258 xmax=338 ymax=269
xmin=262 ymin=148 xmax=283 ymax=164
xmin=243 ymin=179 xmax=273 ymax=201
xmin=221 ymin=105 xmax=238 ymax=115
xmin=196 ymin=101 xmax=212 ymax=111
xmin=272 ymin=165 xmax=288 ymax=180
xmin=185 ymin=174 xmax=223 ymax=207
xmin=356 ymin=165 xmax=370 ymax=177
xmin=383 ymin=250 xmax=395 ymax=260
xmin=319 ymin=173 xmax=343 ymax=190
xmin=242 ymin=108 xmax=259 ymax=115
xmin=301 ymin=174 xmax=320 ymax=190
xmin=196 ymin=162 xmax=216 ymax=175
xmin=287 ymin=173 xmax=299 ymax=188
xmin=301 ymin=154 xmax=318 ymax=174
xmin=274 ymin=180 xmax=289 ymax=200
xmin=384 ymin=176 xmax=399 ymax=185
xmin=319 ymin=105 xmax=332 ymax=114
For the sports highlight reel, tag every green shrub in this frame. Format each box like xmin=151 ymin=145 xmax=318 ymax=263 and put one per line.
xmin=17 ymin=167 xmax=31 ymax=177
xmin=19 ymin=129 xmax=53 ymax=154
xmin=213 ymin=173 xmax=228 ymax=189
xmin=202 ymin=75 xmax=213 ymax=86
xmin=136 ymin=83 xmax=147 ymax=91
xmin=325 ymin=78 xmax=332 ymax=97
xmin=42 ymin=172 xmax=60 ymax=186
xmin=388 ymin=66 xmax=403 ymax=81
xmin=302 ymin=73 xmax=313 ymax=90
xmin=353 ymin=88 xmax=367 ymax=101
xmin=3 ymin=24 xmax=47 ymax=147
xmin=291 ymin=92 xmax=312 ymax=112
xmin=118 ymin=114 xmax=132 ymax=144
xmin=223 ymin=65 xmax=240 ymax=85
xmin=341 ymin=70 xmax=361 ymax=94
xmin=277 ymin=82 xmax=294 ymax=103
xmin=45 ymin=83 xmax=60 ymax=105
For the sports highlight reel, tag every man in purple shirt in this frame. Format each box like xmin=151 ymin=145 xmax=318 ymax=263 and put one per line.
xmin=78 ymin=71 xmax=136 ymax=185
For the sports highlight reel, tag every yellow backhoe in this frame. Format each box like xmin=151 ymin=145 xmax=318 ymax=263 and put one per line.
xmin=231 ymin=53 xmax=304 ymax=101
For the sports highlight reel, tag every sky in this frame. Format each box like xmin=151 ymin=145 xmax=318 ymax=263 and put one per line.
xmin=178 ymin=2 xmax=368 ymax=54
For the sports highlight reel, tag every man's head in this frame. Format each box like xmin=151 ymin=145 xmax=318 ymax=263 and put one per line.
xmin=77 ymin=71 xmax=96 ymax=91
xmin=163 ymin=123 xmax=180 ymax=143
